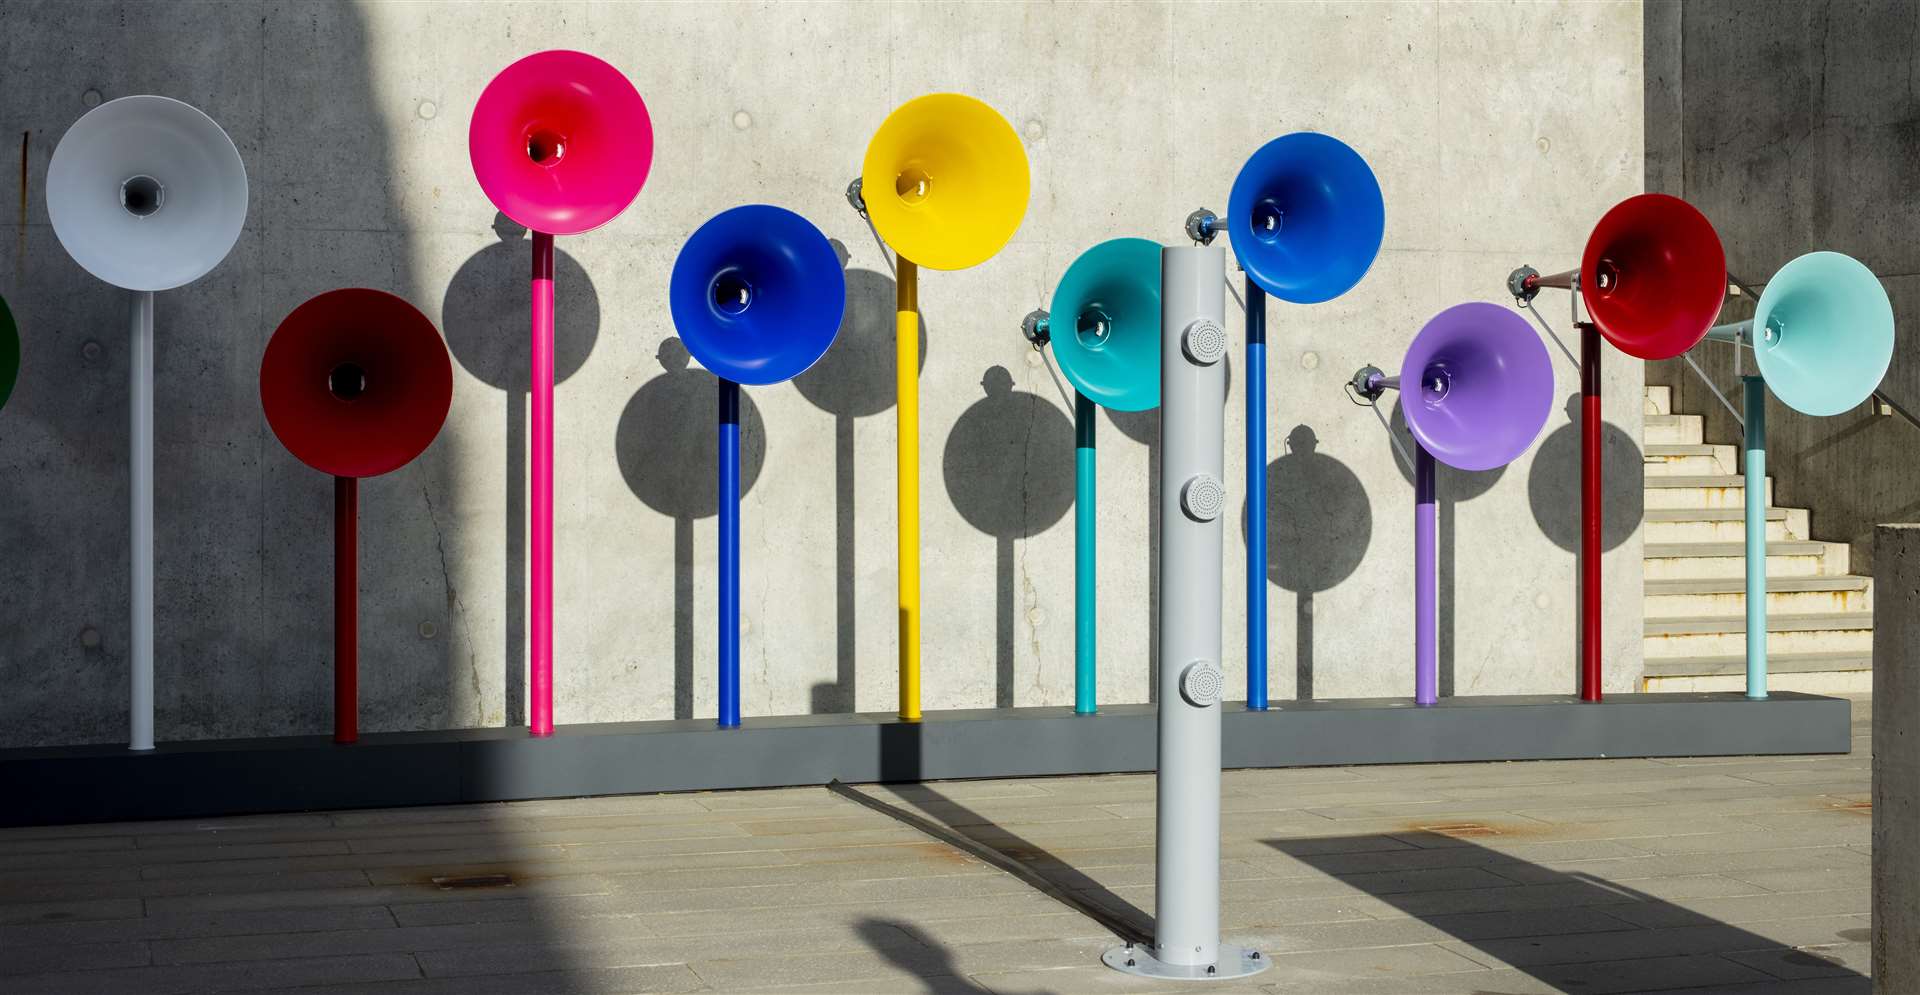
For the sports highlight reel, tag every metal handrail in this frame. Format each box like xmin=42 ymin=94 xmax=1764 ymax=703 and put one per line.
xmin=1873 ymin=388 xmax=1920 ymax=432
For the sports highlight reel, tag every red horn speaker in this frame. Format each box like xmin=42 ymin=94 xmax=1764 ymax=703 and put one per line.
xmin=1506 ymin=192 xmax=1727 ymax=704
xmin=261 ymin=288 xmax=453 ymax=743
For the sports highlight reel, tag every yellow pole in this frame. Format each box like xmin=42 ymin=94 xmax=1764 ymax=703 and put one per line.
xmin=896 ymin=258 xmax=921 ymax=721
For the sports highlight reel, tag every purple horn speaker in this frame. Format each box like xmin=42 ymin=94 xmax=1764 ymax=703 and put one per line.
xmin=1353 ymin=302 xmax=1553 ymax=706
xmin=1401 ymin=302 xmax=1555 ymax=472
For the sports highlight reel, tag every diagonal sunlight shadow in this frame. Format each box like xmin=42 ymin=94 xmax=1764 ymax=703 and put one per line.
xmin=1264 ymin=832 xmax=1868 ymax=994
xmin=835 ymin=778 xmax=1154 ymax=948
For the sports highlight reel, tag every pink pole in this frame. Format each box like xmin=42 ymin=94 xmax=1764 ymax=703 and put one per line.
xmin=530 ymin=231 xmax=556 ymax=737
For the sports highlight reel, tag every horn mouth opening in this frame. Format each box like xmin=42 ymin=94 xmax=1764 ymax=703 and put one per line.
xmin=1418 ymin=364 xmax=1453 ymax=403
xmin=894 ymin=165 xmax=931 ymax=206
xmin=328 ymin=362 xmax=369 ymax=401
xmin=525 ymin=128 xmax=568 ymax=166
xmin=1074 ymin=307 xmax=1113 ymax=349
xmin=711 ymin=271 xmax=754 ymax=316
xmin=120 ymin=175 xmax=165 ymax=218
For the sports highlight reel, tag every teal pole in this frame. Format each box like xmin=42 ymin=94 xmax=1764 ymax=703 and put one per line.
xmin=1744 ymin=375 xmax=1767 ymax=700
xmin=1074 ymin=391 xmax=1097 ymax=713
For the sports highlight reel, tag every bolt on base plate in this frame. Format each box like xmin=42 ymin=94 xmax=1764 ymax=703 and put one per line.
xmin=1102 ymin=943 xmax=1270 ymax=981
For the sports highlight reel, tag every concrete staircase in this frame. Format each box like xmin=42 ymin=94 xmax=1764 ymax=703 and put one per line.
xmin=1641 ymin=385 xmax=1873 ymax=693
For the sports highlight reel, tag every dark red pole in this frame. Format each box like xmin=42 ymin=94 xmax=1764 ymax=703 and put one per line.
xmin=1580 ymin=322 xmax=1602 ymax=702
xmin=335 ymin=475 xmax=359 ymax=742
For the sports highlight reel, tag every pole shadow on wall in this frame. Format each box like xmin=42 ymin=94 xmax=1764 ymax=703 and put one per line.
xmin=442 ymin=213 xmax=601 ymax=727
xmin=1246 ymin=425 xmax=1370 ymax=700
xmin=1105 ymin=355 xmax=1228 ymax=704
xmin=1528 ymin=393 xmax=1642 ymax=682
xmin=942 ymin=367 xmax=1074 ymax=708
xmin=792 ymin=242 xmax=925 ymax=715
xmin=1386 ymin=402 xmax=1504 ymax=697
xmin=616 ymin=339 xmax=767 ymax=720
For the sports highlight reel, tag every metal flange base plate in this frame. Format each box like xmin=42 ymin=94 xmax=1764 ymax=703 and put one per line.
xmin=1102 ymin=943 xmax=1270 ymax=981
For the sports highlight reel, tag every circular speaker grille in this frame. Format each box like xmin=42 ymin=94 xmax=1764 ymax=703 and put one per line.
xmin=1183 ymin=319 xmax=1226 ymax=365
xmin=1181 ymin=473 xmax=1225 ymax=522
xmin=1180 ymin=661 xmax=1223 ymax=707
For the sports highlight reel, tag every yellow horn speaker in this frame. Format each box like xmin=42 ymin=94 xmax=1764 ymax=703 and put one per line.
xmin=855 ymin=93 xmax=1029 ymax=721
xmin=861 ymin=93 xmax=1029 ymax=271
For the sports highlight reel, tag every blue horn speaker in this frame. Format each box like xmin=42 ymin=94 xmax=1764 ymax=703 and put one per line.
xmin=1186 ymin=132 xmax=1385 ymax=710
xmin=670 ymin=204 xmax=846 ymax=728
xmin=1703 ymin=250 xmax=1895 ymax=702
xmin=1020 ymin=237 xmax=1161 ymax=714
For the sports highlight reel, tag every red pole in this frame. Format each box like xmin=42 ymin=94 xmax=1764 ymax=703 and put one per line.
xmin=335 ymin=475 xmax=359 ymax=742
xmin=530 ymin=231 xmax=555 ymax=737
xmin=1580 ymin=322 xmax=1602 ymax=702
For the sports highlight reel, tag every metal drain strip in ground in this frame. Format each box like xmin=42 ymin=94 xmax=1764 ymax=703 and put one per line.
xmin=824 ymin=778 xmax=1151 ymax=946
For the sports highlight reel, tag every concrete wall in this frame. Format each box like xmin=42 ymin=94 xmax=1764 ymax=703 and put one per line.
xmin=1644 ymin=0 xmax=1920 ymax=574
xmin=1873 ymin=524 xmax=1919 ymax=990
xmin=0 ymin=1 xmax=1646 ymax=748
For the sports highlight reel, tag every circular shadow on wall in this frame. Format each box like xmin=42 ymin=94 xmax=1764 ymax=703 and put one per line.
xmin=444 ymin=213 xmax=600 ymax=391
xmin=943 ymin=366 xmax=1076 ymax=708
xmin=616 ymin=338 xmax=768 ymax=519
xmin=1527 ymin=393 xmax=1642 ymax=553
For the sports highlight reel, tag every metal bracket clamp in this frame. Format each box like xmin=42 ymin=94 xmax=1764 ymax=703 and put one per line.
xmin=1021 ymin=309 xmax=1051 ymax=348
xmin=1508 ymin=265 xmax=1541 ymax=302
xmin=1185 ymin=208 xmax=1221 ymax=246
xmin=1346 ymin=364 xmax=1387 ymax=404
xmin=844 ymin=177 xmax=868 ymax=217
xmin=1182 ymin=319 xmax=1226 ymax=366
xmin=1180 ymin=473 xmax=1224 ymax=523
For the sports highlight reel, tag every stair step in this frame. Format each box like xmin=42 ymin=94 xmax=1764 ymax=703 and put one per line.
xmin=1646 ymin=413 xmax=1704 ymax=445
xmin=1644 ymin=507 xmax=1806 ymax=543
xmin=1646 ymin=611 xmax=1874 ymax=635
xmin=1645 ymin=612 xmax=1873 ymax=657
xmin=1645 ymin=384 xmax=1672 ymax=415
xmin=1645 ymin=507 xmax=1786 ymax=521
xmin=1644 ymin=671 xmax=1875 ymax=694
xmin=1645 ymin=475 xmax=1771 ymax=509
xmin=1643 ymin=651 xmax=1873 ymax=679
xmin=1644 ymin=443 xmax=1739 ymax=476
xmin=1644 ymin=575 xmax=1872 ymax=615
xmin=1643 ymin=540 xmax=1847 ymax=579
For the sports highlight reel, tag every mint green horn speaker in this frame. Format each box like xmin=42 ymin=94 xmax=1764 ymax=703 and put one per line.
xmin=1049 ymin=237 xmax=1162 ymax=412
xmin=1751 ymin=251 xmax=1894 ymax=416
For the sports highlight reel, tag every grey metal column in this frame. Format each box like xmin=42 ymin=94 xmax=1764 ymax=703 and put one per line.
xmin=1104 ymin=244 xmax=1266 ymax=981
xmin=130 ymin=289 xmax=155 ymax=752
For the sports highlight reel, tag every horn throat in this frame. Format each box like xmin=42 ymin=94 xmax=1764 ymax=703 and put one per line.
xmin=121 ymin=175 xmax=164 ymax=218
xmin=328 ymin=362 xmax=369 ymax=401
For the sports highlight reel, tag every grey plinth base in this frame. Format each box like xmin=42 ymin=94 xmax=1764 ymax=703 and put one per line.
xmin=0 ymin=691 xmax=1850 ymax=828
xmin=1103 ymin=942 xmax=1270 ymax=981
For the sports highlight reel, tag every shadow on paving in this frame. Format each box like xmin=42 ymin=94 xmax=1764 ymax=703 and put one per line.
xmin=1266 ymin=832 xmax=1868 ymax=994
xmin=858 ymin=917 xmax=1053 ymax=994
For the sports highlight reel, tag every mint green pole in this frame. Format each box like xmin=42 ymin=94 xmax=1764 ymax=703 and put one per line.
xmin=1075 ymin=390 xmax=1097 ymax=713
xmin=1744 ymin=375 xmax=1767 ymax=699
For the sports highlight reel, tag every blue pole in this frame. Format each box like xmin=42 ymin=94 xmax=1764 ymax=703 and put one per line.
xmin=1245 ymin=278 xmax=1268 ymax=710
xmin=1744 ymin=375 xmax=1767 ymax=700
xmin=1074 ymin=391 xmax=1097 ymax=714
xmin=718 ymin=379 xmax=741 ymax=727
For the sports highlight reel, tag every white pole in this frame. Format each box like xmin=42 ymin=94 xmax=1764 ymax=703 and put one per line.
xmin=130 ymin=290 xmax=155 ymax=752
xmin=1105 ymin=244 xmax=1265 ymax=980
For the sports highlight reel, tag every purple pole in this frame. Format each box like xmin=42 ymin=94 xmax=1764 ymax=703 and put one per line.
xmin=1414 ymin=442 xmax=1438 ymax=706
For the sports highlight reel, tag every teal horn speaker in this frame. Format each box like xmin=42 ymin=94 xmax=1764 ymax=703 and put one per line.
xmin=1708 ymin=249 xmax=1894 ymax=704
xmin=1021 ymin=237 xmax=1161 ymax=714
xmin=1724 ymin=250 xmax=1894 ymax=417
